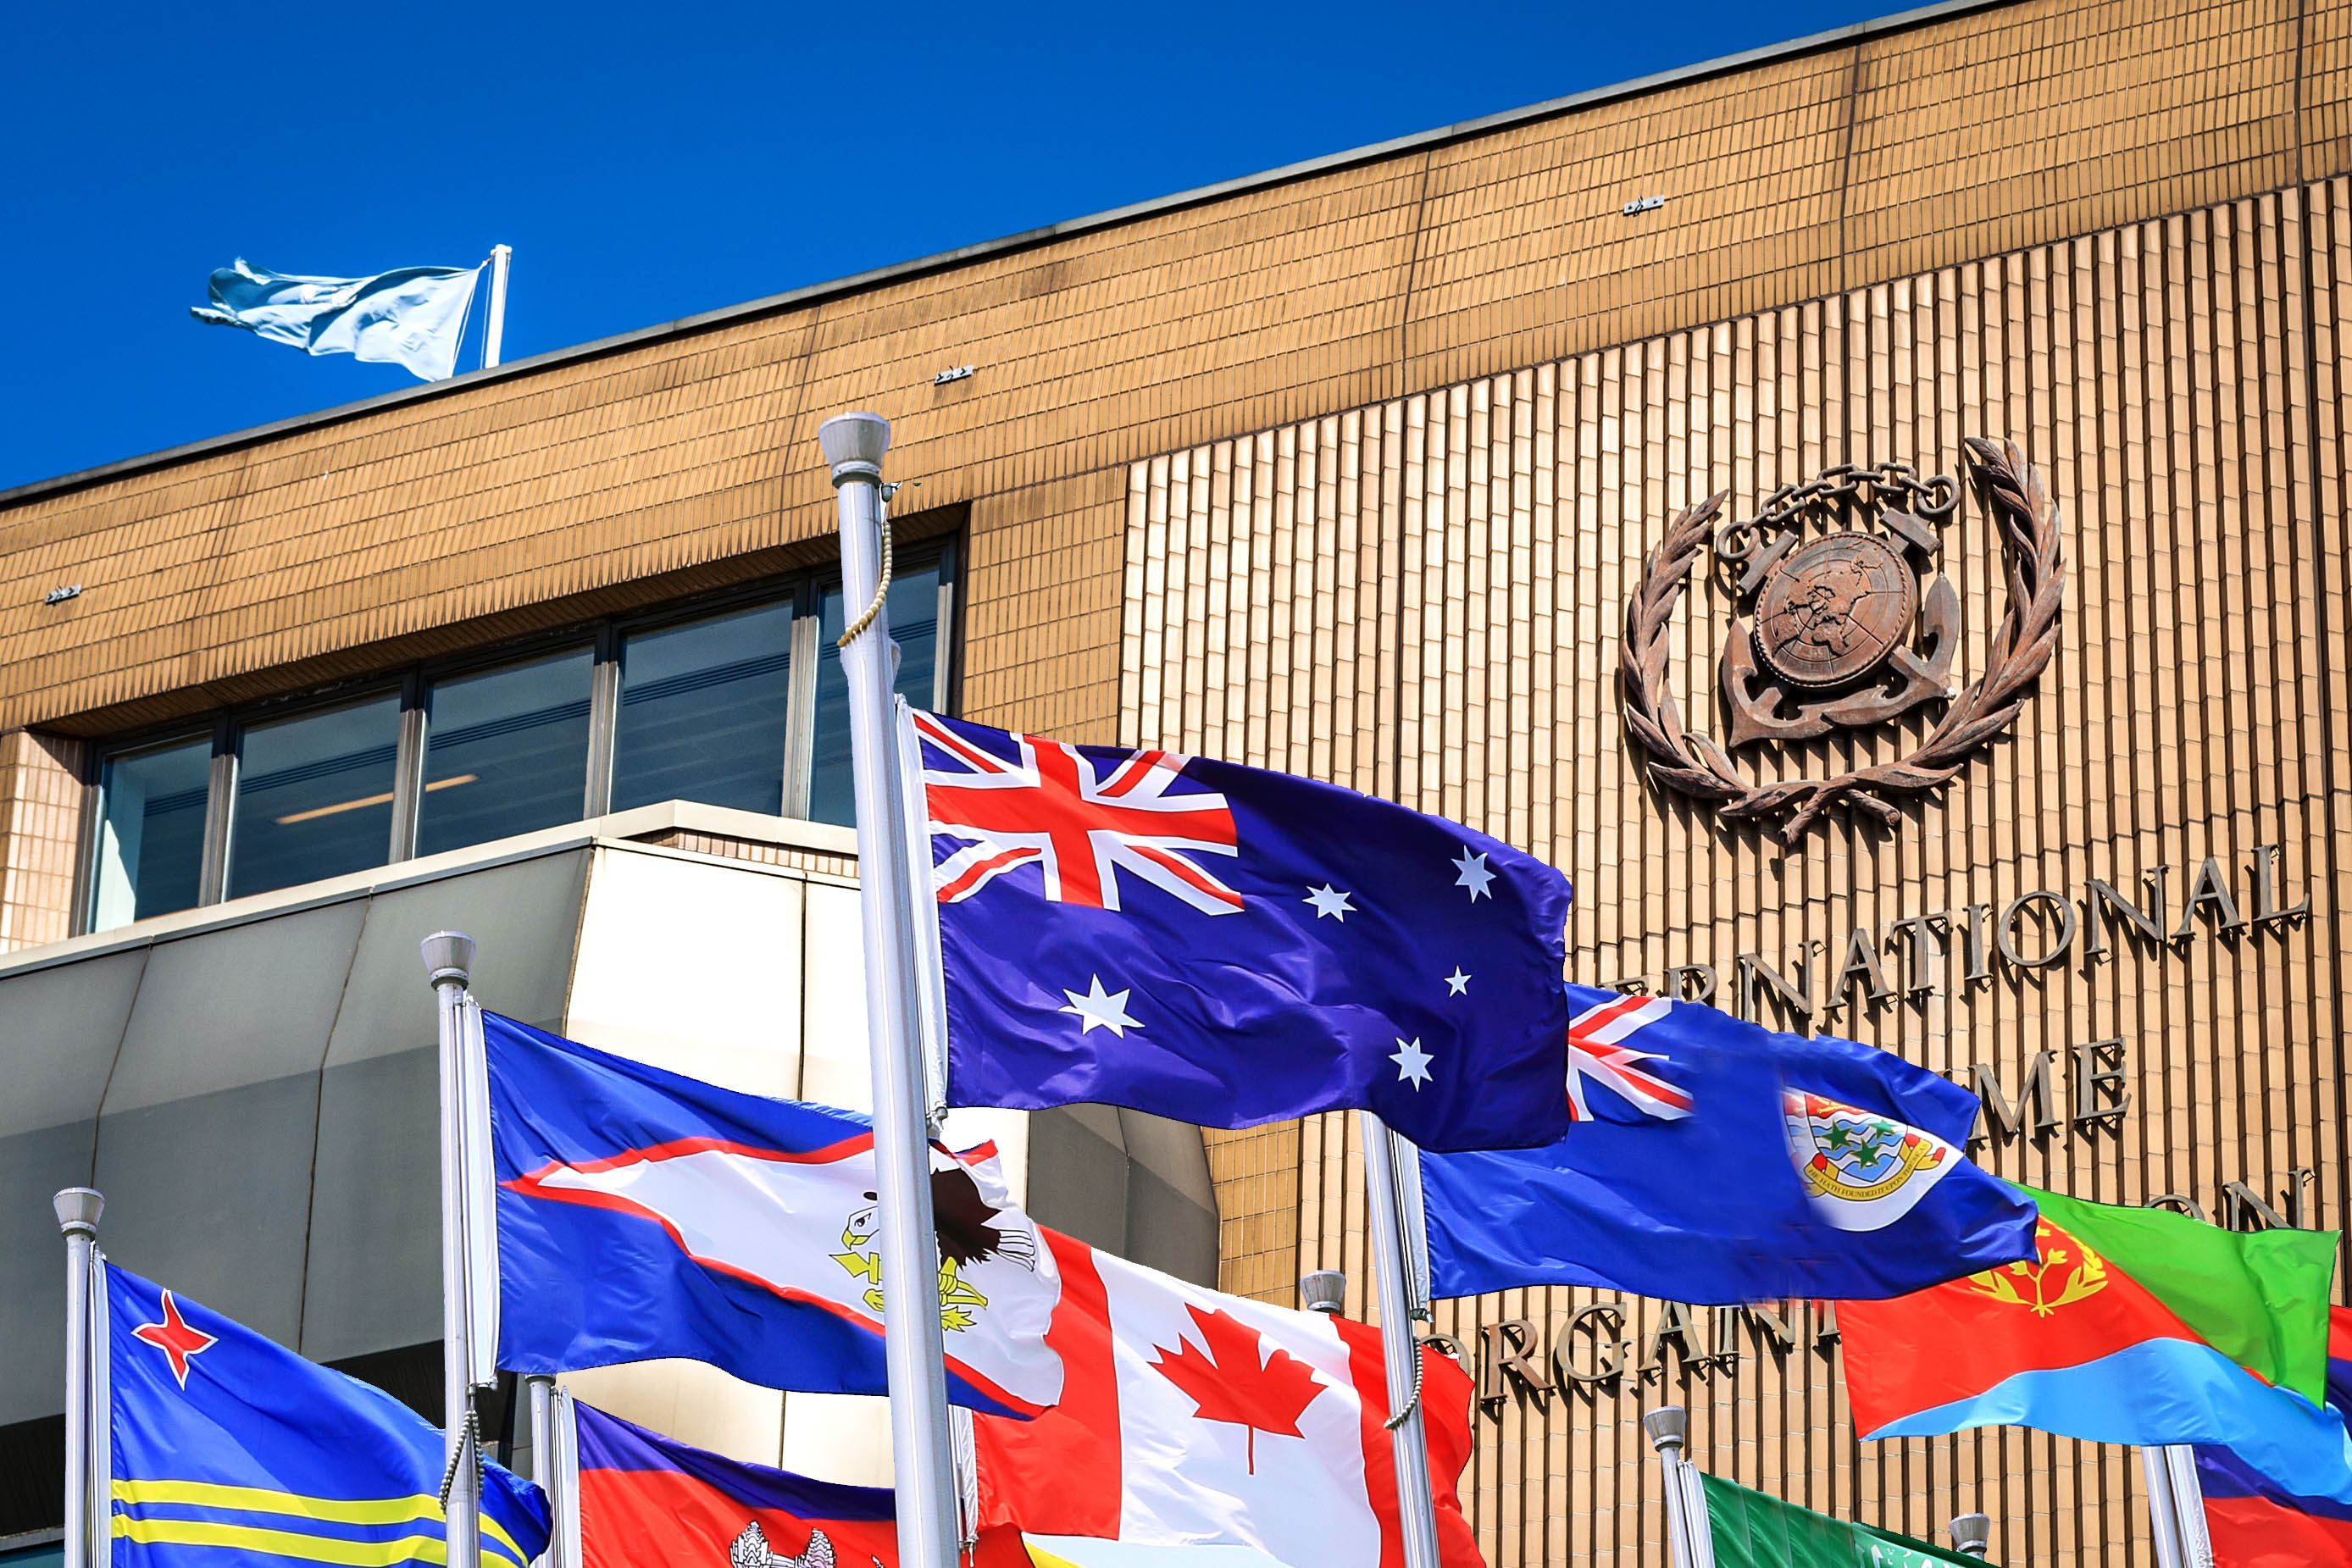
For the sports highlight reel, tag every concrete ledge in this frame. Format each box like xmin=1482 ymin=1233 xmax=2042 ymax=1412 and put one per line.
xmin=0 ymin=801 xmax=859 ymax=979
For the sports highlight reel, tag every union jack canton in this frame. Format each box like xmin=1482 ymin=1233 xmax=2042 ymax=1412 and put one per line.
xmin=907 ymin=708 xmax=1577 ymax=1154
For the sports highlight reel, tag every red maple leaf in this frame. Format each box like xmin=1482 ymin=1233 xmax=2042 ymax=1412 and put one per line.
xmin=1146 ymin=1304 xmax=1327 ymax=1473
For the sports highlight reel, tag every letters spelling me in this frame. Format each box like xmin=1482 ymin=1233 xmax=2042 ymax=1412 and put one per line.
xmin=1595 ymin=845 xmax=2316 ymax=1227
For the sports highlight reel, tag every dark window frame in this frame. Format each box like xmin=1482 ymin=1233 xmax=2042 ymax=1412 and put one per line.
xmin=71 ymin=540 xmax=958 ymax=935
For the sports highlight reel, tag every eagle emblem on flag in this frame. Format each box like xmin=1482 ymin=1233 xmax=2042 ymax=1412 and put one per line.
xmin=915 ymin=711 xmax=1242 ymax=914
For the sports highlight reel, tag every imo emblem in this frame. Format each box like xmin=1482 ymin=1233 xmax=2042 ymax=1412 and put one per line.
xmin=1620 ymin=440 xmax=2065 ymax=842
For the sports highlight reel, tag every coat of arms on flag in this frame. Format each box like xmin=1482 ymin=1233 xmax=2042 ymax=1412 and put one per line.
xmin=1779 ymin=1089 xmax=1957 ymax=1231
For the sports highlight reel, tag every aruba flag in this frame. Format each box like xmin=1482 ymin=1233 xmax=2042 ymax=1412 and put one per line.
xmin=1839 ymin=1186 xmax=2352 ymax=1504
xmin=2195 ymin=1306 xmax=2352 ymax=1568
xmin=108 ymin=1264 xmax=548 ymax=1568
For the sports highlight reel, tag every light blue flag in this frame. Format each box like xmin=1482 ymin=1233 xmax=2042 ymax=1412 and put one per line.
xmin=192 ymin=257 xmax=481 ymax=381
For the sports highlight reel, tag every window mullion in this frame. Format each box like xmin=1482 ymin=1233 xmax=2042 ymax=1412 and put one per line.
xmin=197 ymin=718 xmax=236 ymax=905
xmin=389 ymin=673 xmax=427 ymax=862
xmin=584 ymin=626 xmax=619 ymax=819
xmin=782 ymin=580 xmax=823 ymax=818
xmin=67 ymin=752 xmax=102 ymax=938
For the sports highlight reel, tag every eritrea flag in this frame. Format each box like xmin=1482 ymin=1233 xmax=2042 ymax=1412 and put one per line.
xmin=2196 ymin=1306 xmax=2352 ymax=1568
xmin=1839 ymin=1185 xmax=2352 ymax=1504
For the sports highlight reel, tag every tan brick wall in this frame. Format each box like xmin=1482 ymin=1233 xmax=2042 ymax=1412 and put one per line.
xmin=0 ymin=729 xmax=82 ymax=951
xmin=0 ymin=0 xmax=2341 ymax=756
xmin=1120 ymin=176 xmax=2352 ymax=1568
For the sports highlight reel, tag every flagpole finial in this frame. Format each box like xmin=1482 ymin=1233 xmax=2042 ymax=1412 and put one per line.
xmin=1947 ymin=1514 xmax=1991 ymax=1558
xmin=53 ymin=1188 xmax=103 ymax=1238
xmin=819 ymin=413 xmax=891 ymax=487
xmin=1641 ymin=1405 xmax=1688 ymax=1454
xmin=1300 ymin=1270 xmax=1347 ymax=1315
xmin=421 ymin=931 xmax=475 ymax=990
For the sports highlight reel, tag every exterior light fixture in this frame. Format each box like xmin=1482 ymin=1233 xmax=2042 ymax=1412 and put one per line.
xmin=934 ymin=365 xmax=976 ymax=385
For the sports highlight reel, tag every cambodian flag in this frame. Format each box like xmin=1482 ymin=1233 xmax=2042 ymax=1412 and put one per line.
xmin=574 ymin=1402 xmax=941 ymax=1568
xmin=910 ymin=710 xmax=1574 ymax=1152
xmin=487 ymin=1015 xmax=1062 ymax=1417
xmin=1840 ymin=1188 xmax=2352 ymax=1506
xmin=2196 ymin=1307 xmax=2352 ymax=1567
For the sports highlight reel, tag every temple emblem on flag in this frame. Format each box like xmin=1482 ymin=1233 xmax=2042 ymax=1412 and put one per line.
xmin=1963 ymin=1217 xmax=2110 ymax=1316
xmin=729 ymin=1521 xmax=839 ymax=1568
xmin=916 ymin=711 xmax=1242 ymax=913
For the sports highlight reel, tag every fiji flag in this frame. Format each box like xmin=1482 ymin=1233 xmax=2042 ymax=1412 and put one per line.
xmin=488 ymin=1015 xmax=1063 ymax=1417
xmin=1418 ymin=986 xmax=2039 ymax=1303
xmin=108 ymin=1265 xmax=548 ymax=1568
xmin=910 ymin=710 xmax=1575 ymax=1152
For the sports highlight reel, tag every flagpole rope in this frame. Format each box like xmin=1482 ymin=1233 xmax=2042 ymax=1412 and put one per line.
xmin=435 ymin=1410 xmax=482 ymax=1511
xmin=1384 ymin=1342 xmax=1425 ymax=1431
xmin=838 ymin=497 xmax=895 ymax=647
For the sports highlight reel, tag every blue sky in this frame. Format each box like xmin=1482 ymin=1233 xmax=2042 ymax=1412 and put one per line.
xmin=4 ymin=1 xmax=1891 ymax=491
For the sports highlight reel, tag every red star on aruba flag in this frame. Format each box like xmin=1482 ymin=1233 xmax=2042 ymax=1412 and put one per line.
xmin=134 ymin=1288 xmax=218 ymax=1388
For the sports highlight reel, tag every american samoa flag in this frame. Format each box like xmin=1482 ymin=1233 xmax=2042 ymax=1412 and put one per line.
xmin=914 ymin=709 xmax=1241 ymax=914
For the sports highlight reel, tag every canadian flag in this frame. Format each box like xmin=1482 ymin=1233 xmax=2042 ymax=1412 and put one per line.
xmin=975 ymin=1232 xmax=1483 ymax=1568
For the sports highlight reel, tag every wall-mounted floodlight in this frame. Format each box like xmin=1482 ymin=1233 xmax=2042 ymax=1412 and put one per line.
xmin=934 ymin=365 xmax=976 ymax=385
xmin=1622 ymin=196 xmax=1667 ymax=217
xmin=44 ymin=585 xmax=81 ymax=605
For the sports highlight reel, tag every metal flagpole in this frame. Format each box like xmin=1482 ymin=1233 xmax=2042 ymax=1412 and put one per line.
xmin=425 ymin=931 xmax=496 ymax=1568
xmin=2142 ymin=1444 xmax=2193 ymax=1568
xmin=527 ymin=1375 xmax=564 ymax=1568
xmin=483 ymin=247 xmax=512 ymax=370
xmin=1642 ymin=1405 xmax=1714 ymax=1568
xmin=548 ymin=1385 xmax=582 ymax=1568
xmin=57 ymin=1188 xmax=105 ymax=1568
xmin=819 ymin=410 xmax=960 ymax=1568
xmin=2148 ymin=1444 xmax=2213 ymax=1568
xmin=1359 ymin=1112 xmax=1442 ymax=1568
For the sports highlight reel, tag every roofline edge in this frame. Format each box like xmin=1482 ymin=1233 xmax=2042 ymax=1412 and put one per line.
xmin=0 ymin=0 xmax=2012 ymax=511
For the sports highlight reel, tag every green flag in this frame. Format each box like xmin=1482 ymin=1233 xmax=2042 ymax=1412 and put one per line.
xmin=2021 ymin=1184 xmax=2338 ymax=1404
xmin=1700 ymin=1474 xmax=1984 ymax=1568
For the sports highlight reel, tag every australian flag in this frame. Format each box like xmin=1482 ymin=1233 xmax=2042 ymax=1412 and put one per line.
xmin=910 ymin=710 xmax=1575 ymax=1152
xmin=1417 ymin=986 xmax=2039 ymax=1303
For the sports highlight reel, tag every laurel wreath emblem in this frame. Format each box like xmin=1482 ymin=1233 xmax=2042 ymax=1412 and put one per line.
xmin=1618 ymin=438 xmax=2064 ymax=844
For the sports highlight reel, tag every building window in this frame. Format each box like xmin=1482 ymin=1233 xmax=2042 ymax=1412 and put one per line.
xmin=227 ymin=695 xmax=403 ymax=901
xmin=418 ymin=649 xmax=595 ymax=859
xmin=90 ymin=734 xmax=212 ymax=928
xmin=809 ymin=560 xmax=943 ymax=827
xmin=612 ymin=600 xmax=796 ymax=817
xmin=78 ymin=542 xmax=956 ymax=934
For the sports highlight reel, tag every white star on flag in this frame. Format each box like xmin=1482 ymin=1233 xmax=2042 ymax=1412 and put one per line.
xmin=1444 ymin=967 xmax=1471 ymax=995
xmin=1390 ymin=1037 xmax=1434 ymax=1088
xmin=1303 ymin=884 xmax=1356 ymax=920
xmin=1062 ymin=976 xmax=1144 ymax=1036
xmin=1451 ymin=849 xmax=1495 ymax=901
